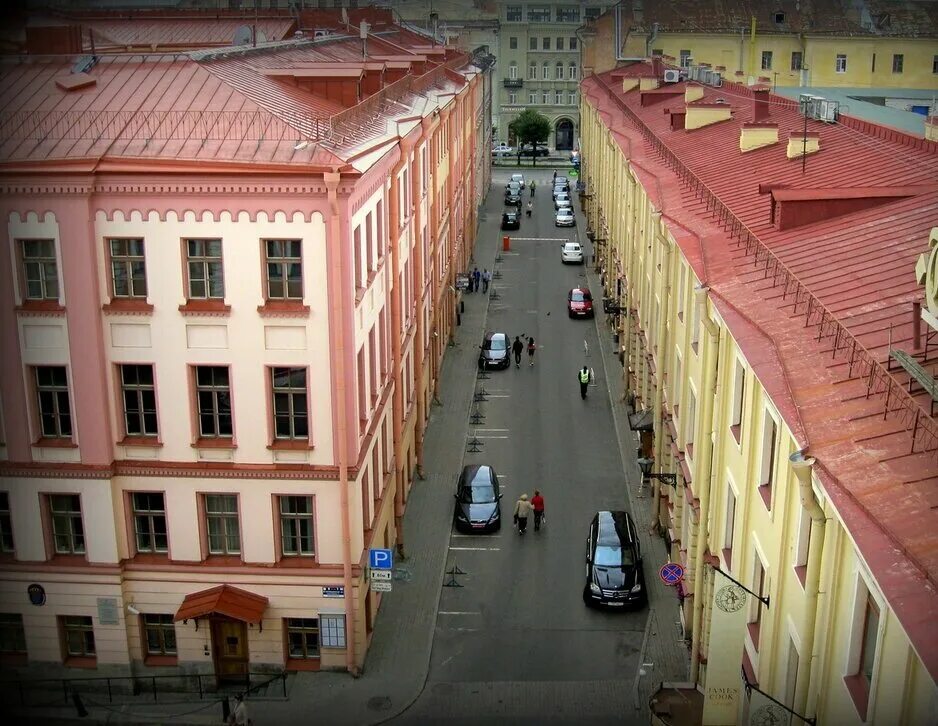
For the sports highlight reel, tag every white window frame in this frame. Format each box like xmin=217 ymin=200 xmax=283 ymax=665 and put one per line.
xmin=845 ymin=571 xmax=885 ymax=715
xmin=836 ymin=54 xmax=847 ymax=73
xmin=320 ymin=613 xmax=347 ymax=648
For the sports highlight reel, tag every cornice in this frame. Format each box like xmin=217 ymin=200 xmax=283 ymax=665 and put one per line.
xmin=0 ymin=460 xmax=357 ymax=481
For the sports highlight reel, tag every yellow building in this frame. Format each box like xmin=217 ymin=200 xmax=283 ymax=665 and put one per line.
xmin=582 ymin=0 xmax=938 ymax=91
xmin=580 ymin=59 xmax=938 ymax=724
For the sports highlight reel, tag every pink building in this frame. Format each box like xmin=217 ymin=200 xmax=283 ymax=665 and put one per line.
xmin=0 ymin=9 xmax=491 ymax=680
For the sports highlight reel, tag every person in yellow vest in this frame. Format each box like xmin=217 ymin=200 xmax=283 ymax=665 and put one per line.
xmin=578 ymin=366 xmax=591 ymax=399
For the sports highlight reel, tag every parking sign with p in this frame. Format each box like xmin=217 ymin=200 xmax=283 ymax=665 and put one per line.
xmin=369 ymin=548 xmax=394 ymax=571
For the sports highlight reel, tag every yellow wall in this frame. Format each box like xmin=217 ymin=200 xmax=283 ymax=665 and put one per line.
xmin=580 ymin=92 xmax=938 ymax=725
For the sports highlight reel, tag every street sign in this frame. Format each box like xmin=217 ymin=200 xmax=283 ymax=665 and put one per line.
xmin=370 ymin=580 xmax=393 ymax=593
xmin=659 ymin=562 xmax=685 ymax=586
xmin=322 ymin=586 xmax=345 ymax=598
xmin=370 ymin=570 xmax=392 ymax=581
xmin=456 ymin=273 xmax=470 ymax=290
xmin=369 ymin=548 xmax=394 ymax=570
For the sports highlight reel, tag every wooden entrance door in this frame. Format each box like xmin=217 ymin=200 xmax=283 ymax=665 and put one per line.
xmin=211 ymin=619 xmax=249 ymax=682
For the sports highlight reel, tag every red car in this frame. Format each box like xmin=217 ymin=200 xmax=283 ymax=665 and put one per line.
xmin=568 ymin=287 xmax=594 ymax=318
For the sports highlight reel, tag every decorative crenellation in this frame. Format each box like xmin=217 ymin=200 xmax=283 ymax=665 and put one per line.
xmin=0 ymin=461 xmax=358 ymax=481
xmin=0 ymin=180 xmax=357 ymax=199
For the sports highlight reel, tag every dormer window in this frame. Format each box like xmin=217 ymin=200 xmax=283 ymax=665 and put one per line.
xmin=774 ymin=11 xmax=785 ymax=24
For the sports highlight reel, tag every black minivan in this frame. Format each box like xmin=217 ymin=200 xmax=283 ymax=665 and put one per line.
xmin=583 ymin=511 xmax=646 ymax=608
xmin=454 ymin=465 xmax=502 ymax=533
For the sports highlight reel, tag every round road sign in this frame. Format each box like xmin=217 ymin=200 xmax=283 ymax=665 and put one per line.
xmin=659 ymin=562 xmax=685 ymax=586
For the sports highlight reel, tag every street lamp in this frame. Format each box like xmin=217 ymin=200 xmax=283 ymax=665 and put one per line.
xmin=637 ymin=457 xmax=677 ymax=485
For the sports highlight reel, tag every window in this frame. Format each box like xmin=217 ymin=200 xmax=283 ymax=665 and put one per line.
xmin=680 ymin=49 xmax=692 ymax=67
xmin=0 ymin=614 xmax=26 ymax=656
xmin=871 ymin=53 xmax=876 ymax=73
xmin=730 ymin=359 xmax=745 ymax=442
xmin=49 ymin=495 xmax=84 ymax=555
xmin=570 ymin=62 xmax=578 ymax=80
xmin=120 ymin=364 xmax=158 ymax=437
xmin=542 ymin=62 xmax=550 ymax=80
xmin=529 ymin=36 xmax=537 ymax=50
xmin=774 ymin=11 xmax=785 ymax=23
xmin=569 ymin=37 xmax=578 ymax=50
xmin=205 ymin=494 xmax=240 ymax=555
xmin=529 ymin=92 xmax=537 ymax=104
xmin=280 ymin=495 xmax=314 ymax=556
xmin=556 ymin=37 xmax=564 ymax=50
xmin=759 ymin=412 xmax=777 ymax=508
xmin=556 ymin=61 xmax=564 ymax=79
xmin=143 ymin=614 xmax=176 ymax=656
xmin=586 ymin=7 xmax=602 ymax=20
xmin=528 ymin=62 xmax=537 ymax=80
xmin=109 ymin=239 xmax=147 ymax=298
xmin=35 ymin=367 xmax=71 ymax=439
xmin=509 ymin=61 xmax=518 ymax=79
xmin=353 ymin=225 xmax=363 ymax=289
xmin=542 ymin=37 xmax=550 ymax=50
xmin=21 ymin=239 xmax=59 ymax=301
xmin=185 ymin=239 xmax=224 ymax=299
xmin=686 ymin=389 xmax=697 ymax=454
xmin=836 ymin=54 xmax=847 ymax=73
xmin=791 ymin=51 xmax=803 ymax=71
xmin=569 ymin=91 xmax=577 ymax=105
xmin=543 ymin=91 xmax=550 ymax=104
xmin=672 ymin=355 xmax=683 ymax=419
xmin=748 ymin=557 xmax=766 ymax=649
xmin=858 ymin=593 xmax=880 ymax=686
xmin=265 ymin=240 xmax=303 ymax=300
xmin=555 ymin=90 xmax=563 ymax=104
xmin=132 ymin=492 xmax=167 ymax=554
xmin=677 ymin=264 xmax=686 ymax=319
xmin=0 ymin=493 xmax=12 ymax=553
xmin=195 ymin=366 xmax=232 ymax=439
xmin=556 ymin=6 xmax=580 ymax=22
xmin=506 ymin=5 xmax=522 ymax=21
xmin=933 ymin=55 xmax=938 ymax=74
xmin=528 ymin=6 xmax=550 ymax=22
xmin=509 ymin=36 xmax=517 ymax=49
xmin=509 ymin=92 xmax=517 ymax=104
xmin=319 ymin=614 xmax=346 ymax=648
xmin=272 ymin=367 xmax=308 ymax=440
xmin=761 ymin=51 xmax=773 ymax=70
xmin=892 ymin=54 xmax=903 ymax=73
xmin=61 ymin=616 xmax=95 ymax=658
xmin=286 ymin=618 xmax=319 ymax=658
xmin=723 ymin=485 xmax=737 ymax=568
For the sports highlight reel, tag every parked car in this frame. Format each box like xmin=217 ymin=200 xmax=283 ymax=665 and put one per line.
xmin=567 ymin=287 xmax=594 ymax=318
xmin=561 ymin=241 xmax=584 ymax=264
xmin=492 ymin=143 xmax=514 ymax=157
xmin=505 ymin=180 xmax=522 ymax=194
xmin=505 ymin=190 xmax=523 ymax=207
xmin=479 ymin=331 xmax=510 ymax=369
xmin=453 ymin=464 xmax=502 ymax=533
xmin=553 ymin=179 xmax=570 ymax=195
xmin=555 ymin=199 xmax=572 ymax=213
xmin=583 ymin=510 xmax=646 ymax=608
xmin=555 ymin=209 xmax=575 ymax=227
xmin=501 ymin=210 xmax=521 ymax=230
xmin=510 ymin=173 xmax=526 ymax=189
xmin=519 ymin=143 xmax=550 ymax=157
xmin=554 ymin=192 xmax=571 ymax=210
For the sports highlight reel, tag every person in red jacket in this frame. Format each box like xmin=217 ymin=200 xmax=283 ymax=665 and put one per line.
xmin=531 ymin=490 xmax=545 ymax=532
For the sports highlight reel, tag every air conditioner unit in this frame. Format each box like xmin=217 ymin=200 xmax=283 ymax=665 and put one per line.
xmin=313 ymin=29 xmax=330 ymax=38
xmin=817 ymin=99 xmax=839 ymax=122
xmin=701 ymin=69 xmax=713 ymax=85
xmin=663 ymin=69 xmax=680 ymax=83
xmin=689 ymin=65 xmax=700 ymax=81
xmin=710 ymin=71 xmax=723 ymax=87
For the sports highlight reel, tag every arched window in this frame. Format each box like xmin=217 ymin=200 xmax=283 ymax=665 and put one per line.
xmin=542 ymin=62 xmax=550 ymax=80
xmin=569 ymin=62 xmax=578 ymax=80
xmin=509 ymin=62 xmax=517 ymax=79
xmin=528 ymin=62 xmax=537 ymax=80
xmin=556 ymin=61 xmax=564 ymax=79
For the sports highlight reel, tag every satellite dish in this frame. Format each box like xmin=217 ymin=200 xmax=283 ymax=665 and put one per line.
xmin=233 ymin=25 xmax=252 ymax=46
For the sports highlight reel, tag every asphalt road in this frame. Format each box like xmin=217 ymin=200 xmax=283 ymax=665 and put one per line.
xmin=391 ymin=169 xmax=649 ymax=725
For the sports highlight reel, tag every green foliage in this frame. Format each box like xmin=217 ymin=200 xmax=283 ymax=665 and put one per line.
xmin=508 ymin=110 xmax=550 ymax=146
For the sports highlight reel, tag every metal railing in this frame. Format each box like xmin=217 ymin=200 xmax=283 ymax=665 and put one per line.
xmin=592 ymin=74 xmax=938 ymax=458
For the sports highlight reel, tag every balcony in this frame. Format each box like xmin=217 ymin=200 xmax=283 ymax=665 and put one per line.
xmin=503 ymin=78 xmax=524 ymax=88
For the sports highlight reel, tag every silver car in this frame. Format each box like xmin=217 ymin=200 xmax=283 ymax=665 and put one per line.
xmin=555 ymin=209 xmax=575 ymax=227
xmin=561 ymin=241 xmax=584 ymax=264
xmin=554 ymin=192 xmax=571 ymax=210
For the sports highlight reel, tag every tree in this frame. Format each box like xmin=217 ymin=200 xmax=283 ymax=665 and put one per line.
xmin=509 ymin=110 xmax=550 ymax=167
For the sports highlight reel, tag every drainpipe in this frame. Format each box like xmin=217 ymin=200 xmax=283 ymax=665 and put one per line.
xmin=748 ymin=16 xmax=757 ymax=83
xmin=644 ymin=22 xmax=659 ymax=58
xmin=325 ymin=169 xmax=358 ymax=676
xmin=614 ymin=1 xmax=649 ymax=62
xmin=651 ymin=221 xmax=670 ymax=530
xmin=689 ymin=285 xmax=721 ymax=683
xmin=791 ymin=451 xmax=826 ymax=718
xmin=739 ymin=27 xmax=745 ymax=74
xmin=388 ymin=135 xmax=416 ymax=558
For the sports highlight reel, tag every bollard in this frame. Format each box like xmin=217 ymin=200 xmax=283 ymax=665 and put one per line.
xmin=503 ymin=235 xmax=510 ymax=251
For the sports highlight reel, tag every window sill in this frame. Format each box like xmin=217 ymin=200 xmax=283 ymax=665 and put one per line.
xmin=758 ymin=483 xmax=773 ymax=511
xmin=16 ymin=300 xmax=65 ymax=316
xmin=49 ymin=553 xmax=89 ymax=565
xmin=286 ymin=657 xmax=321 ymax=672
xmin=144 ymin=654 xmax=178 ymax=667
xmin=119 ymin=436 xmax=162 ymax=448
xmin=203 ymin=554 xmax=243 ymax=566
xmin=275 ymin=556 xmax=318 ymax=567
xmin=721 ymin=547 xmax=733 ymax=571
xmin=794 ymin=564 xmax=807 ymax=589
xmin=192 ymin=438 xmax=236 ymax=450
xmin=64 ymin=656 xmax=97 ymax=669
xmin=268 ymin=439 xmax=312 ymax=451
xmin=747 ymin=621 xmax=761 ymax=651
xmin=34 ymin=437 xmax=78 ymax=449
xmin=257 ymin=301 xmax=310 ymax=318
xmin=129 ymin=553 xmax=170 ymax=565
xmin=178 ymin=300 xmax=231 ymax=317
xmin=843 ymin=674 xmax=870 ymax=721
xmin=730 ymin=424 xmax=741 ymax=445
xmin=103 ymin=299 xmax=153 ymax=315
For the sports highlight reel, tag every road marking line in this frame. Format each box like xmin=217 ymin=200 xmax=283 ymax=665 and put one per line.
xmin=449 ymin=546 xmax=501 ymax=551
xmin=470 ymin=435 xmax=509 ymax=439
xmin=472 ymin=428 xmax=509 ymax=431
xmin=451 ymin=533 xmax=502 ymax=538
xmin=485 ymin=394 xmax=511 ymax=398
xmin=438 ymin=611 xmax=480 ymax=616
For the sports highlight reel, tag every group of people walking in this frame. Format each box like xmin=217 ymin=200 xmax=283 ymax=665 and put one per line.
xmin=512 ymin=490 xmax=545 ymax=535
xmin=511 ymin=335 xmax=537 ymax=368
xmin=466 ymin=266 xmax=491 ymax=293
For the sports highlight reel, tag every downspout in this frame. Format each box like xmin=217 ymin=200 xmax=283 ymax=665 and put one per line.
xmin=791 ymin=451 xmax=827 ymax=718
xmin=748 ymin=15 xmax=757 ymax=83
xmin=651 ymin=220 xmax=670 ymax=530
xmin=614 ymin=1 xmax=647 ymax=62
xmin=689 ymin=285 xmax=721 ymax=683
xmin=644 ymin=22 xmax=659 ymax=58
xmin=325 ymin=169 xmax=358 ymax=676
xmin=739 ymin=27 xmax=745 ymax=74
xmin=388 ymin=135 xmax=416 ymax=558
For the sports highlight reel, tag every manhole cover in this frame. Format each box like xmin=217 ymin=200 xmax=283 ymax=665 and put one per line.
xmin=367 ymin=696 xmax=393 ymax=711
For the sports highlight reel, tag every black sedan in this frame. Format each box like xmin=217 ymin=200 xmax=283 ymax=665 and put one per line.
xmin=501 ymin=210 xmax=520 ymax=230
xmin=504 ymin=190 xmax=523 ymax=207
xmin=478 ymin=331 xmax=510 ymax=370
xmin=583 ymin=510 xmax=646 ymax=608
xmin=453 ymin=464 xmax=502 ymax=533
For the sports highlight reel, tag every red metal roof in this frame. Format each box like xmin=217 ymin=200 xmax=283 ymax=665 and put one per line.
xmin=174 ymin=584 xmax=268 ymax=624
xmin=584 ymin=63 xmax=938 ymax=681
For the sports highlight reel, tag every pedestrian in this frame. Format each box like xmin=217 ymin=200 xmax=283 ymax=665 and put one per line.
xmin=482 ymin=269 xmax=491 ymax=292
xmin=473 ymin=267 xmax=481 ymax=293
xmin=228 ymin=693 xmax=251 ymax=726
xmin=527 ymin=336 xmax=536 ymax=366
xmin=578 ymin=365 xmax=591 ymax=399
xmin=552 ymin=170 xmax=557 ymax=182
xmin=513 ymin=493 xmax=534 ymax=535
xmin=530 ymin=180 xmax=536 ymax=198
xmin=526 ymin=200 xmax=533 ymax=218
xmin=531 ymin=490 xmax=545 ymax=531
xmin=512 ymin=336 xmax=524 ymax=368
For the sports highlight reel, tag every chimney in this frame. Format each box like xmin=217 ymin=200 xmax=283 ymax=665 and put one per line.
xmin=651 ymin=55 xmax=663 ymax=78
xmin=786 ymin=131 xmax=820 ymax=159
xmin=739 ymin=122 xmax=778 ymax=152
xmin=753 ymin=86 xmax=771 ymax=122
xmin=623 ymin=77 xmax=640 ymax=93
xmin=685 ymin=102 xmax=733 ymax=130
xmin=670 ymin=110 xmax=686 ymax=131
xmin=639 ymin=76 xmax=659 ymax=91
xmin=685 ymin=85 xmax=704 ymax=103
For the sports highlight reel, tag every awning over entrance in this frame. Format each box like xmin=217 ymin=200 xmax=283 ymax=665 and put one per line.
xmin=628 ymin=408 xmax=654 ymax=432
xmin=174 ymin=585 xmax=268 ymax=625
